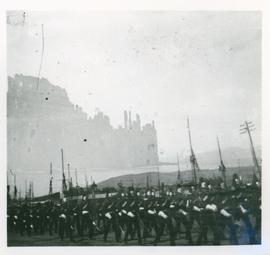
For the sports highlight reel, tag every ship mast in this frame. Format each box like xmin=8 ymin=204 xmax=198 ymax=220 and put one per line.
xmin=177 ymin=153 xmax=181 ymax=183
xmin=75 ymin=168 xmax=79 ymax=187
xmin=67 ymin=163 xmax=73 ymax=190
xmin=217 ymin=136 xmax=227 ymax=188
xmin=49 ymin=162 xmax=53 ymax=195
xmin=61 ymin=148 xmax=67 ymax=194
xmin=187 ymin=118 xmax=200 ymax=185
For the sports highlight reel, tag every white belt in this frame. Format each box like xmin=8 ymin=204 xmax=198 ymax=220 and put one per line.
xmin=127 ymin=212 xmax=135 ymax=218
xmin=148 ymin=209 xmax=156 ymax=215
xmin=105 ymin=212 xmax=112 ymax=219
xmin=220 ymin=209 xmax=231 ymax=217
xmin=158 ymin=211 xmax=168 ymax=219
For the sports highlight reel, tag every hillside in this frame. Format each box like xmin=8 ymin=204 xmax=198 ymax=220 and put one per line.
xmin=161 ymin=146 xmax=261 ymax=170
xmin=97 ymin=165 xmax=256 ymax=189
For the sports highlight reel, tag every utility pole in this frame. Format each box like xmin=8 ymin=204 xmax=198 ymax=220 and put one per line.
xmin=61 ymin=148 xmax=67 ymax=194
xmin=187 ymin=118 xmax=200 ymax=185
xmin=217 ymin=136 xmax=227 ymax=188
xmin=49 ymin=162 xmax=53 ymax=195
xmin=240 ymin=121 xmax=261 ymax=179
xmin=177 ymin=153 xmax=181 ymax=183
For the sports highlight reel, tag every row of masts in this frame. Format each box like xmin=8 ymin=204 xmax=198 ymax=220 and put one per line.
xmin=185 ymin=118 xmax=261 ymax=186
xmin=8 ymin=170 xmax=35 ymax=200
xmin=8 ymin=118 xmax=261 ymax=200
xmin=8 ymin=149 xmax=94 ymax=200
xmin=154 ymin=118 xmax=260 ymax=188
xmin=49 ymin=148 xmax=95 ymax=196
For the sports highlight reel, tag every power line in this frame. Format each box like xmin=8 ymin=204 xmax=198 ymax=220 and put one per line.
xmin=36 ymin=24 xmax=45 ymax=89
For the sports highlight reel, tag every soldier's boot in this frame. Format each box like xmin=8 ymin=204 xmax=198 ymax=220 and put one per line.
xmin=168 ymin=221 xmax=176 ymax=246
xmin=125 ymin=221 xmax=134 ymax=243
xmin=142 ymin=221 xmax=150 ymax=240
xmin=59 ymin=228 xmax=64 ymax=241
xmin=88 ymin=223 xmax=94 ymax=239
xmin=243 ymin=216 xmax=257 ymax=244
xmin=228 ymin=222 xmax=239 ymax=245
xmin=103 ymin=222 xmax=110 ymax=242
xmin=27 ymin=225 xmax=31 ymax=237
xmin=211 ymin=224 xmax=221 ymax=245
xmin=197 ymin=222 xmax=207 ymax=245
xmin=136 ymin=225 xmax=142 ymax=245
xmin=183 ymin=220 xmax=193 ymax=245
xmin=49 ymin=222 xmax=53 ymax=236
xmin=69 ymin=226 xmax=75 ymax=242
xmin=78 ymin=225 xmax=83 ymax=238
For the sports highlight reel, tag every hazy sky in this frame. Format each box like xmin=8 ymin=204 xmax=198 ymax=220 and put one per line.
xmin=7 ymin=11 xmax=261 ymax=161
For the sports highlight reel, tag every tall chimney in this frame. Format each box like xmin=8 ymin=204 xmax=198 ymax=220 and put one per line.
xmin=124 ymin=110 xmax=128 ymax=129
xmin=136 ymin=114 xmax=141 ymax=130
xmin=128 ymin=111 xmax=132 ymax=129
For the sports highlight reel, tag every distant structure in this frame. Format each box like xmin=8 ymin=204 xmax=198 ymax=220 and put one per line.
xmin=7 ymin=75 xmax=159 ymax=172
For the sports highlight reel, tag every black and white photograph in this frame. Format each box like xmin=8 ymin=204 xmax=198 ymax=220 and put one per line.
xmin=5 ymin=10 xmax=263 ymax=247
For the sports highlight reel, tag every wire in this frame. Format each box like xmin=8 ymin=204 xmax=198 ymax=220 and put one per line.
xmin=36 ymin=24 xmax=45 ymax=89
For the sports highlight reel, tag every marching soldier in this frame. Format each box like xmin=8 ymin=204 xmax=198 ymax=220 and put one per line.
xmin=58 ymin=208 xmax=67 ymax=241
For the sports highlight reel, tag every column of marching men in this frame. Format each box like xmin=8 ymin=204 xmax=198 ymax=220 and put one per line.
xmin=7 ymin=179 xmax=261 ymax=245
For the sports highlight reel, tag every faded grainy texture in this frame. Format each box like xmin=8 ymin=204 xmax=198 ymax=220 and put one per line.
xmin=7 ymin=11 xmax=261 ymax=247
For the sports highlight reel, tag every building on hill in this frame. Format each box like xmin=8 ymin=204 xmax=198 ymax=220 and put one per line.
xmin=7 ymin=74 xmax=159 ymax=175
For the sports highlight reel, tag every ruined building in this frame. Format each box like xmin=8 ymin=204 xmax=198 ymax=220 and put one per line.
xmin=7 ymin=75 xmax=159 ymax=173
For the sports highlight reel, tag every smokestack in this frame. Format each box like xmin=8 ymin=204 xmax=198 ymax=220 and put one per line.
xmin=152 ymin=120 xmax=155 ymax=129
xmin=128 ymin=111 xmax=132 ymax=129
xmin=124 ymin=110 xmax=128 ymax=129
xmin=136 ymin=114 xmax=141 ymax=130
